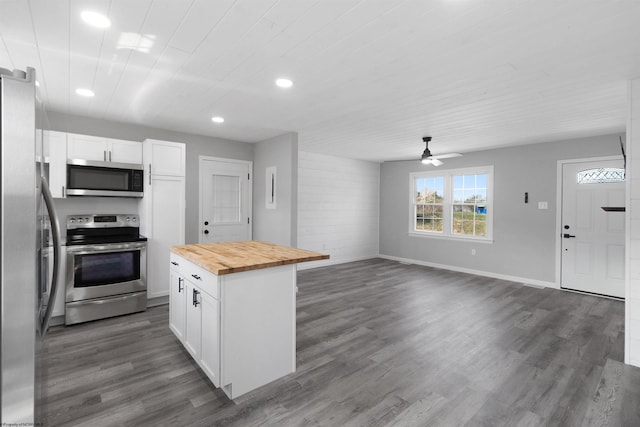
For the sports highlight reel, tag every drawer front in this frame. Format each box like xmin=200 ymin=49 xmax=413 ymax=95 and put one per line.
xmin=171 ymin=253 xmax=219 ymax=298
xmin=169 ymin=253 xmax=187 ymax=276
xmin=184 ymin=262 xmax=219 ymax=298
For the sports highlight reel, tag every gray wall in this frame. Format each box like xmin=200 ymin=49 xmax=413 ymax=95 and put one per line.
xmin=252 ymin=132 xmax=298 ymax=246
xmin=379 ymin=133 xmax=624 ymax=283
xmin=47 ymin=111 xmax=254 ymax=244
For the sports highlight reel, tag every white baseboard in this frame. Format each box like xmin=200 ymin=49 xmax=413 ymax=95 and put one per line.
xmin=378 ymin=254 xmax=558 ymax=289
xmin=147 ymin=295 xmax=169 ymax=307
xmin=297 ymin=255 xmax=378 ymax=271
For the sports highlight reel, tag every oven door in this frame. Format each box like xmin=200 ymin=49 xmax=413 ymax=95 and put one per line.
xmin=66 ymin=241 xmax=147 ymax=302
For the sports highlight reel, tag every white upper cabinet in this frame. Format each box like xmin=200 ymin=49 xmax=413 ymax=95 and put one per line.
xmin=44 ymin=130 xmax=67 ymax=198
xmin=144 ymin=139 xmax=186 ymax=176
xmin=67 ymin=133 xmax=106 ymax=161
xmin=67 ymin=133 xmax=142 ymax=164
xmin=110 ymin=139 xmax=143 ymax=164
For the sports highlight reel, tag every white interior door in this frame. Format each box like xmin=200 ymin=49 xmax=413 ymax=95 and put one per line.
xmin=199 ymin=157 xmax=252 ymax=243
xmin=561 ymin=159 xmax=625 ymax=298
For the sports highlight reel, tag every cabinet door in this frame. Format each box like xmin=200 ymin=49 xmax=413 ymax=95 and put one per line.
xmin=109 ymin=139 xmax=142 ymax=164
xmin=169 ymin=270 xmax=186 ymax=342
xmin=144 ymin=139 xmax=186 ymax=177
xmin=200 ymin=292 xmax=220 ymax=386
xmin=145 ymin=175 xmax=185 ymax=298
xmin=184 ymin=281 xmax=202 ymax=359
xmin=67 ymin=133 xmax=107 ymax=161
xmin=44 ymin=131 xmax=67 ymax=198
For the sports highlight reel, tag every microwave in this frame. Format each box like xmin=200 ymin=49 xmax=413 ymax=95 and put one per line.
xmin=66 ymin=160 xmax=144 ymax=197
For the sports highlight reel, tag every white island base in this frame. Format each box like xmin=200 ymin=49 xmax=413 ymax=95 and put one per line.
xmin=169 ymin=251 xmax=300 ymax=399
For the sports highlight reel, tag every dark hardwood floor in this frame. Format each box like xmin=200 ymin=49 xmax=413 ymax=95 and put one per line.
xmin=39 ymin=259 xmax=640 ymax=426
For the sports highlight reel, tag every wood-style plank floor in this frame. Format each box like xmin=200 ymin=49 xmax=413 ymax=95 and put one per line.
xmin=39 ymin=259 xmax=640 ymax=426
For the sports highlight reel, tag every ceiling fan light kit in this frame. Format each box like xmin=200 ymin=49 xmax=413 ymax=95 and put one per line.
xmin=422 ymin=157 xmax=443 ymax=166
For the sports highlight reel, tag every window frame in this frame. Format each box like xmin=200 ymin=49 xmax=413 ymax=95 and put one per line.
xmin=409 ymin=165 xmax=494 ymax=242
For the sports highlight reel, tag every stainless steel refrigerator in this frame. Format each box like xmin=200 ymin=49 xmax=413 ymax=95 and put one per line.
xmin=0 ymin=67 xmax=61 ymax=424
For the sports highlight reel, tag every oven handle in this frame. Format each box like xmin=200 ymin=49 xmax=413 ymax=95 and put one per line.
xmin=40 ymin=176 xmax=62 ymax=338
xmin=66 ymin=241 xmax=147 ymax=254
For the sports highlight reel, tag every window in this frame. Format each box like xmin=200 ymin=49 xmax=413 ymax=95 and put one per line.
xmin=410 ymin=166 xmax=493 ymax=241
xmin=415 ymin=176 xmax=444 ymax=232
xmin=452 ymin=173 xmax=487 ymax=237
xmin=577 ymin=168 xmax=625 ymax=184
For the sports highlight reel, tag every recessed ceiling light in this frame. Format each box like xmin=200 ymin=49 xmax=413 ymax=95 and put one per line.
xmin=81 ymin=11 xmax=111 ymax=28
xmin=211 ymin=116 xmax=224 ymax=123
xmin=275 ymin=78 xmax=293 ymax=88
xmin=75 ymin=88 xmax=95 ymax=97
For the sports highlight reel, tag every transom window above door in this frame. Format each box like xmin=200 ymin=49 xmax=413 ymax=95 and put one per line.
xmin=576 ymin=167 xmax=625 ymax=184
xmin=410 ymin=166 xmax=494 ymax=241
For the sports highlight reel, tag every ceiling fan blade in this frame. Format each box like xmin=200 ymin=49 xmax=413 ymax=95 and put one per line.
xmin=431 ymin=158 xmax=443 ymax=166
xmin=430 ymin=152 xmax=462 ymax=160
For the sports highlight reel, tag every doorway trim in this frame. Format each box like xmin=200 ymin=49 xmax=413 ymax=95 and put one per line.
xmin=198 ymin=155 xmax=253 ymax=243
xmin=555 ymin=155 xmax=624 ymax=291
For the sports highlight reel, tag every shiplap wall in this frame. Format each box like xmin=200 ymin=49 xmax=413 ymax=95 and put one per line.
xmin=297 ymin=151 xmax=379 ymax=268
xmin=627 ymin=80 xmax=640 ymax=367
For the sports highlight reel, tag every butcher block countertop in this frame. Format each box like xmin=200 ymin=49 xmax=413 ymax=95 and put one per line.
xmin=170 ymin=241 xmax=329 ymax=275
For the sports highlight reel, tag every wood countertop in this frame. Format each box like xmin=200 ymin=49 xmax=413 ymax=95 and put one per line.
xmin=170 ymin=241 xmax=329 ymax=275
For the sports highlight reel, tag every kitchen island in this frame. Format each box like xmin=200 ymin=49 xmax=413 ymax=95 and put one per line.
xmin=169 ymin=241 xmax=328 ymax=399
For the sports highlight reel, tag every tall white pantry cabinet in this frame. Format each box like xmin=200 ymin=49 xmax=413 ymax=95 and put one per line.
xmin=139 ymin=139 xmax=186 ymax=299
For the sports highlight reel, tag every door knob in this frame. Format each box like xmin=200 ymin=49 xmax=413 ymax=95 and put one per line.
xmin=204 ymin=230 xmax=209 ymax=235
xmin=563 ymin=233 xmax=576 ymax=238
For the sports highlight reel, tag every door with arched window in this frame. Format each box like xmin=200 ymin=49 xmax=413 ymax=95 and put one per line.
xmin=561 ymin=158 xmax=625 ymax=298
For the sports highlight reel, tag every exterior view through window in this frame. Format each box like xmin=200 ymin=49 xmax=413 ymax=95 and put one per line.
xmin=411 ymin=166 xmax=493 ymax=241
xmin=415 ymin=176 xmax=444 ymax=232
xmin=452 ymin=173 xmax=487 ymax=237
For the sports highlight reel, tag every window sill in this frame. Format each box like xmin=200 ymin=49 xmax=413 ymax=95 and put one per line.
xmin=408 ymin=231 xmax=493 ymax=244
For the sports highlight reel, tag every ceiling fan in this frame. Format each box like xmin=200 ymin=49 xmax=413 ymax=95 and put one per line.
xmin=388 ymin=136 xmax=462 ymax=166
xmin=420 ymin=136 xmax=462 ymax=166
xmin=385 ymin=136 xmax=462 ymax=165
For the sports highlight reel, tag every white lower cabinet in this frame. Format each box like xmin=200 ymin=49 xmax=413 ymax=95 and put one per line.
xmin=169 ymin=252 xmax=296 ymax=399
xmin=168 ymin=269 xmax=186 ymax=341
xmin=199 ymin=290 xmax=220 ymax=385
xmin=184 ymin=280 xmax=203 ymax=359
xmin=169 ymin=254 xmax=220 ymax=388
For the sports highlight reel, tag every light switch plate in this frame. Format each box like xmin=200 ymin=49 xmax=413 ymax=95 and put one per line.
xmin=538 ymin=201 xmax=549 ymax=210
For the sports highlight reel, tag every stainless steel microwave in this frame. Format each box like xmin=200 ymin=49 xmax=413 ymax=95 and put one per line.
xmin=66 ymin=160 xmax=144 ymax=197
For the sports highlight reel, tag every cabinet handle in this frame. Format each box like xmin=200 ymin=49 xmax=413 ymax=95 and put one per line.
xmin=191 ymin=274 xmax=201 ymax=281
xmin=62 ymin=185 xmax=65 ymax=197
xmin=109 ymin=151 xmax=112 ymax=162
xmin=149 ymin=163 xmax=152 ymax=186
xmin=103 ymin=150 xmax=107 ymax=161
xmin=171 ymin=261 xmax=179 ymax=266
xmin=192 ymin=289 xmax=200 ymax=307
xmin=178 ymin=277 xmax=184 ymax=292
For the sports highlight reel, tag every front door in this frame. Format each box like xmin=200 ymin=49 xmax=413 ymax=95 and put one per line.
xmin=561 ymin=158 xmax=625 ymax=298
xmin=199 ymin=157 xmax=252 ymax=243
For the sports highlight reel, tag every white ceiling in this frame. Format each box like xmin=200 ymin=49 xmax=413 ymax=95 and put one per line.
xmin=1 ymin=0 xmax=639 ymax=162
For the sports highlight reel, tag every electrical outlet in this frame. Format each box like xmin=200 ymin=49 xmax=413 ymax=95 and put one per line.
xmin=471 ymin=249 xmax=476 ymax=256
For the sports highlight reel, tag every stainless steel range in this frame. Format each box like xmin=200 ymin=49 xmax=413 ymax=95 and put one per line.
xmin=65 ymin=214 xmax=147 ymax=325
